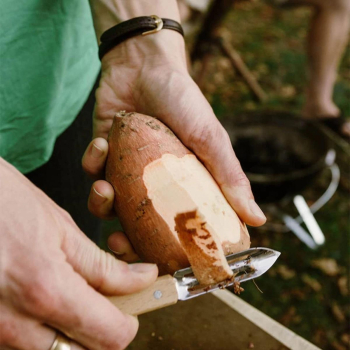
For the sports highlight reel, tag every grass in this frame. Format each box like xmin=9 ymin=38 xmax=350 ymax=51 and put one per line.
xmin=200 ymin=2 xmax=350 ymax=349
xmin=203 ymin=2 xmax=350 ymax=118
xmin=99 ymin=2 xmax=349 ymax=349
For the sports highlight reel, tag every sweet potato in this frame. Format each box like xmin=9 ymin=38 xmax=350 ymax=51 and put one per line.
xmin=106 ymin=111 xmax=250 ymax=284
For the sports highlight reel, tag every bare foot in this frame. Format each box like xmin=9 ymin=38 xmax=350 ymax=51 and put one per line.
xmin=302 ymin=101 xmax=340 ymax=120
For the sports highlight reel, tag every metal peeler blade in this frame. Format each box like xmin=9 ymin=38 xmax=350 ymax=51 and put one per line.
xmin=174 ymin=247 xmax=281 ymax=300
xmin=107 ymin=247 xmax=280 ymax=316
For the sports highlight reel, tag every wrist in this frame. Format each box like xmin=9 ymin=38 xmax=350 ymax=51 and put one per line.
xmin=90 ymin=0 xmax=181 ymax=41
xmin=101 ymin=29 xmax=187 ymax=72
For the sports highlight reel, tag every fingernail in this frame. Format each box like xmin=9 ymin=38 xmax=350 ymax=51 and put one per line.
xmin=107 ymin=244 xmax=124 ymax=256
xmin=93 ymin=187 xmax=107 ymax=203
xmin=249 ymin=199 xmax=266 ymax=220
xmin=91 ymin=143 xmax=103 ymax=158
xmin=129 ymin=263 xmax=157 ymax=273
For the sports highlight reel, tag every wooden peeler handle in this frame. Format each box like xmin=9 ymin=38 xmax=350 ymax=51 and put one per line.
xmin=106 ymin=275 xmax=178 ymax=316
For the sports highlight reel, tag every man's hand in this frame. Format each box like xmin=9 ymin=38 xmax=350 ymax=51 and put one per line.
xmin=0 ymin=158 xmax=158 ymax=350
xmin=82 ymin=28 xmax=266 ymax=258
xmin=83 ymin=30 xmax=266 ymax=226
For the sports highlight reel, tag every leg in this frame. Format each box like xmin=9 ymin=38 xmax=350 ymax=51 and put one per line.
xmin=301 ymin=0 xmax=350 ymax=121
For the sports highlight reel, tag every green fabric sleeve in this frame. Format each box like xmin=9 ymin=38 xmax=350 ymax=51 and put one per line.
xmin=0 ymin=0 xmax=100 ymax=173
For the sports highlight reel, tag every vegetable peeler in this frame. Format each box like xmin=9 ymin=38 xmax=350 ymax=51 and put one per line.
xmin=107 ymin=247 xmax=280 ymax=315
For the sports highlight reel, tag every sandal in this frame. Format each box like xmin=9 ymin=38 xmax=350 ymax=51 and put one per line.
xmin=318 ymin=114 xmax=350 ymax=141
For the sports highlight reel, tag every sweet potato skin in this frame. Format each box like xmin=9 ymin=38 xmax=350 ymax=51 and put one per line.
xmin=106 ymin=112 xmax=191 ymax=274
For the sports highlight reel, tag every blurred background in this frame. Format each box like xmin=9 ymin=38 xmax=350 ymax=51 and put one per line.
xmin=187 ymin=1 xmax=350 ymax=349
xmin=102 ymin=1 xmax=349 ymax=349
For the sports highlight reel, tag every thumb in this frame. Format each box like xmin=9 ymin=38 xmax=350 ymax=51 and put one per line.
xmin=60 ymin=218 xmax=158 ymax=296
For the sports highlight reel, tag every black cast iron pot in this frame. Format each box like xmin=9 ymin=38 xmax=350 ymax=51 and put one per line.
xmin=221 ymin=112 xmax=332 ymax=203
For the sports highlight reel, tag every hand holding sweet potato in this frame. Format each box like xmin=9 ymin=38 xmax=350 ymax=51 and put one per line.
xmin=82 ymin=31 xmax=266 ymax=261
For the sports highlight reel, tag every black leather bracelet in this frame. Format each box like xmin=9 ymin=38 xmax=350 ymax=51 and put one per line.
xmin=98 ymin=15 xmax=184 ymax=60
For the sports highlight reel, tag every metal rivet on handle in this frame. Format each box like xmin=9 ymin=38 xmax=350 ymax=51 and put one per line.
xmin=153 ymin=290 xmax=162 ymax=299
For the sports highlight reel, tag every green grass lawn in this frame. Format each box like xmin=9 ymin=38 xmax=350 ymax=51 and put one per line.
xmin=203 ymin=2 xmax=350 ymax=119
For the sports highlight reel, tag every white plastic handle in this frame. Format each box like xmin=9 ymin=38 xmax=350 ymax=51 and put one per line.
xmin=293 ymin=195 xmax=325 ymax=246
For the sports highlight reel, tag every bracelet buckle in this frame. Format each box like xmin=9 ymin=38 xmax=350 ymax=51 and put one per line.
xmin=142 ymin=15 xmax=164 ymax=36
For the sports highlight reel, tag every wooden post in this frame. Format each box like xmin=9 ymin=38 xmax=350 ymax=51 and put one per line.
xmin=218 ymin=35 xmax=268 ymax=102
xmin=191 ymin=0 xmax=235 ymax=61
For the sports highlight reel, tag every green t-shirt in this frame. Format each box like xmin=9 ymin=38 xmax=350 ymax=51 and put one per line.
xmin=0 ymin=0 xmax=100 ymax=173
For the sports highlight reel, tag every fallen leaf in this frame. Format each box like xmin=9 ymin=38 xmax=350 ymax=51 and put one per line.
xmin=331 ymin=302 xmax=346 ymax=323
xmin=311 ymin=258 xmax=341 ymax=276
xmin=331 ymin=341 xmax=347 ymax=350
xmin=280 ymin=85 xmax=296 ymax=98
xmin=276 ymin=265 xmax=296 ymax=280
xmin=280 ymin=306 xmax=297 ymax=326
xmin=301 ymin=274 xmax=322 ymax=292
xmin=338 ymin=276 xmax=349 ymax=296
xmin=217 ymin=57 xmax=232 ymax=71
xmin=313 ymin=329 xmax=326 ymax=345
xmin=256 ymin=63 xmax=269 ymax=75
xmin=289 ymin=289 xmax=307 ymax=300
xmin=213 ymin=72 xmax=225 ymax=85
xmin=341 ymin=333 xmax=350 ymax=346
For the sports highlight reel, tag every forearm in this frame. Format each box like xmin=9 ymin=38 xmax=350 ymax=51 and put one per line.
xmin=89 ymin=0 xmax=181 ymax=41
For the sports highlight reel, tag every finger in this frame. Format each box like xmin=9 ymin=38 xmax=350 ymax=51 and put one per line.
xmin=157 ymin=84 xmax=266 ymax=227
xmin=88 ymin=180 xmax=116 ymax=220
xmin=61 ymin=220 xmax=158 ymax=296
xmin=92 ymin=81 xmax=132 ymax=140
xmin=191 ymin=123 xmax=266 ymax=227
xmin=17 ymin=261 xmax=139 ymax=350
xmin=108 ymin=232 xmax=140 ymax=263
xmin=0 ymin=305 xmax=85 ymax=350
xmin=82 ymin=138 xmax=108 ymax=180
